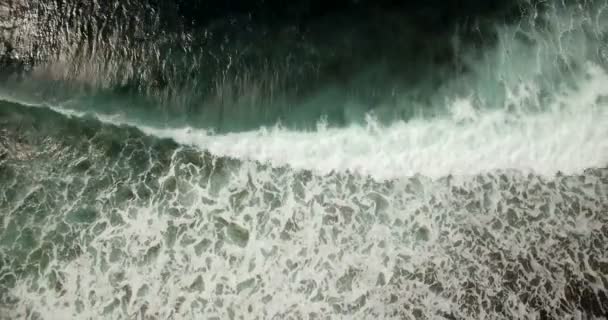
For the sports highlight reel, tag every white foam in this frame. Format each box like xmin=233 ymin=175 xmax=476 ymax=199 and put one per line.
xmin=4 ymin=63 xmax=608 ymax=181
xmin=135 ymin=64 xmax=608 ymax=180
xmin=143 ymin=111 xmax=606 ymax=180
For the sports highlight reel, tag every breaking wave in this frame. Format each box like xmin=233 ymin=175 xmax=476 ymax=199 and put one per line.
xmin=1 ymin=0 xmax=608 ymax=319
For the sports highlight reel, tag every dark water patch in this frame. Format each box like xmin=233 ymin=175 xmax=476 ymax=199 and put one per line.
xmin=0 ymin=0 xmax=556 ymax=132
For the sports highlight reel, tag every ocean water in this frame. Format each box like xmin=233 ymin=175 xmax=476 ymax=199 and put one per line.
xmin=1 ymin=1 xmax=608 ymax=319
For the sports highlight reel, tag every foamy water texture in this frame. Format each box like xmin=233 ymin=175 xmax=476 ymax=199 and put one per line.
xmin=146 ymin=105 xmax=608 ymax=180
xmin=1 ymin=2 xmax=608 ymax=320
xmin=50 ymin=62 xmax=608 ymax=180
xmin=1 ymin=99 xmax=607 ymax=319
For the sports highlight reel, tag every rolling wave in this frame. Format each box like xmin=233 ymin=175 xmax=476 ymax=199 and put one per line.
xmin=1 ymin=0 xmax=608 ymax=319
xmin=6 ymin=60 xmax=607 ymax=180
xmin=1 ymin=92 xmax=608 ymax=318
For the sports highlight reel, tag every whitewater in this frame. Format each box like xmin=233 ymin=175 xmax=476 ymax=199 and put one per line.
xmin=1 ymin=58 xmax=606 ymax=318
xmin=1 ymin=1 xmax=608 ymax=319
xmin=6 ymin=60 xmax=606 ymax=181
xmin=133 ymin=64 xmax=608 ymax=180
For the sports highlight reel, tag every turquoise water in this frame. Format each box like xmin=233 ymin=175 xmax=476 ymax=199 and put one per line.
xmin=1 ymin=1 xmax=608 ymax=319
